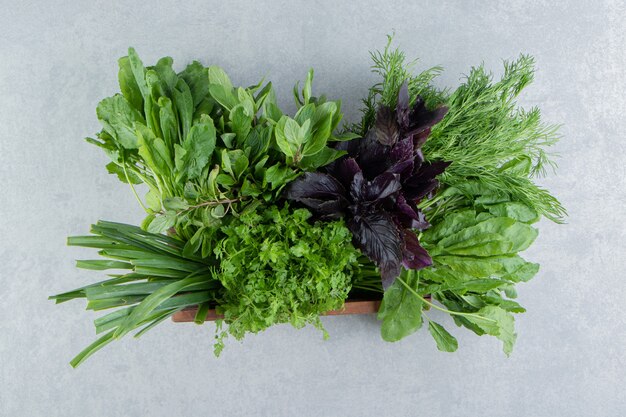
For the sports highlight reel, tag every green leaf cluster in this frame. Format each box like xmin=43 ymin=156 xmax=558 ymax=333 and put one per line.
xmin=423 ymin=56 xmax=566 ymax=223
xmin=374 ymin=201 xmax=539 ymax=355
xmin=52 ymin=41 xmax=566 ymax=364
xmin=344 ymin=37 xmax=564 ymax=355
xmin=49 ymin=221 xmax=220 ymax=367
xmin=211 ymin=205 xmax=361 ymax=353
xmin=91 ymin=48 xmax=348 ymax=240
xmin=53 ymin=204 xmax=363 ymax=363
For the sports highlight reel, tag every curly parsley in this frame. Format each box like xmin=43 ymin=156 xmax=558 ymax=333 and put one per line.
xmin=212 ymin=205 xmax=360 ymax=352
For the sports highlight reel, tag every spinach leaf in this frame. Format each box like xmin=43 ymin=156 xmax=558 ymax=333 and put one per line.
xmin=377 ymin=271 xmax=423 ymax=341
xmin=428 ymin=321 xmax=458 ymax=352
xmin=466 ymin=306 xmax=516 ymax=355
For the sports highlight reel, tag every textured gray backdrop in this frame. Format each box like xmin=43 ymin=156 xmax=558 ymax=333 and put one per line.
xmin=1 ymin=1 xmax=624 ymax=416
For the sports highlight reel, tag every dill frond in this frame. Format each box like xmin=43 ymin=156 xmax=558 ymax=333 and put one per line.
xmin=425 ymin=55 xmax=566 ymax=222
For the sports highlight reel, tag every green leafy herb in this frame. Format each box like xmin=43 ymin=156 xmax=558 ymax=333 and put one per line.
xmin=49 ymin=221 xmax=219 ymax=367
xmin=212 ymin=205 xmax=361 ymax=350
xmin=377 ymin=270 xmax=423 ymax=342
xmin=427 ymin=320 xmax=458 ymax=352
xmin=90 ymin=49 xmax=348 ymax=251
xmin=52 ymin=40 xmax=565 ymax=365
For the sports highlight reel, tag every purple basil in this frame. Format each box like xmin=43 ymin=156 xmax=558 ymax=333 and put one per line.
xmin=286 ymin=82 xmax=450 ymax=289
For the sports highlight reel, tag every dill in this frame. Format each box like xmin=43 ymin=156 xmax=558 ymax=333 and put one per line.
xmin=351 ymin=35 xmax=447 ymax=136
xmin=353 ymin=37 xmax=565 ymax=223
xmin=425 ymin=55 xmax=566 ymax=222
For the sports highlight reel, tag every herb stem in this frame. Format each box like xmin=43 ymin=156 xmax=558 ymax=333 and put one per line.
xmin=122 ymin=163 xmax=148 ymax=213
xmin=396 ymin=276 xmax=495 ymax=322
xmin=187 ymin=198 xmax=241 ymax=210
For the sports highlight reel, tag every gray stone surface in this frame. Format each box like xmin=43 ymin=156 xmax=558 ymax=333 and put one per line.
xmin=1 ymin=1 xmax=625 ymax=416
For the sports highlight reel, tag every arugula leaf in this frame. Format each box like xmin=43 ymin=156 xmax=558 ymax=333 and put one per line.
xmin=118 ymin=56 xmax=144 ymax=112
xmin=172 ymin=79 xmax=194 ymax=141
xmin=154 ymin=56 xmax=178 ymax=95
xmin=106 ymin=162 xmax=141 ymax=184
xmin=136 ymin=123 xmax=172 ymax=175
xmin=208 ymin=66 xmax=234 ymax=90
xmin=180 ymin=61 xmax=209 ymax=108
xmin=158 ymin=96 xmax=178 ymax=151
xmin=127 ymin=47 xmax=150 ymax=101
xmin=96 ymin=95 xmax=144 ymax=149
xmin=178 ymin=115 xmax=217 ymax=180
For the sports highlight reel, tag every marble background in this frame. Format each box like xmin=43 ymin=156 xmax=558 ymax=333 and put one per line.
xmin=1 ymin=1 xmax=624 ymax=416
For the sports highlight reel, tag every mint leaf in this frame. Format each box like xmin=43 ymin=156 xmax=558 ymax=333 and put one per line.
xmin=146 ymin=212 xmax=176 ymax=234
xmin=145 ymin=189 xmax=162 ymax=212
xmin=299 ymin=147 xmax=346 ymax=170
xmin=274 ymin=116 xmax=297 ymax=158
xmin=163 ymin=197 xmax=189 ymax=211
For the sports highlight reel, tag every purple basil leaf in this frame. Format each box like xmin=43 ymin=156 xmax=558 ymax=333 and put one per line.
xmin=350 ymin=170 xmax=365 ymax=201
xmin=374 ymin=106 xmax=399 ymax=146
xmin=404 ymin=179 xmax=439 ymax=202
xmin=414 ymin=148 xmax=424 ymax=166
xmin=334 ymin=157 xmax=362 ymax=190
xmin=332 ymin=137 xmax=359 ymax=154
xmin=390 ymin=137 xmax=413 ymax=163
xmin=396 ymin=82 xmax=410 ymax=129
xmin=393 ymin=194 xmax=430 ymax=229
xmin=412 ymin=161 xmax=452 ymax=181
xmin=406 ymin=104 xmax=448 ymax=138
xmin=403 ymin=161 xmax=450 ymax=201
xmin=401 ymin=229 xmax=433 ymax=270
xmin=412 ymin=127 xmax=431 ymax=149
xmin=296 ymin=196 xmax=348 ymax=215
xmin=380 ymin=261 xmax=403 ymax=290
xmin=363 ymin=172 xmax=401 ymax=201
xmin=286 ymin=172 xmax=345 ymax=200
xmin=348 ymin=212 xmax=403 ymax=289
xmin=387 ymin=158 xmax=414 ymax=180
xmin=358 ymin=130 xmax=391 ymax=179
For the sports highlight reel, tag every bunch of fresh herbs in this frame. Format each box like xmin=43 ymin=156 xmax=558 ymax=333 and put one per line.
xmin=52 ymin=39 xmax=563 ymax=365
xmin=345 ymin=38 xmax=563 ymax=353
xmin=92 ymin=48 xmax=353 ymax=247
xmin=212 ymin=204 xmax=362 ymax=355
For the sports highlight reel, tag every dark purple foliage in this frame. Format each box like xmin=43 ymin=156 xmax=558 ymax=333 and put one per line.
xmin=286 ymin=83 xmax=450 ymax=289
